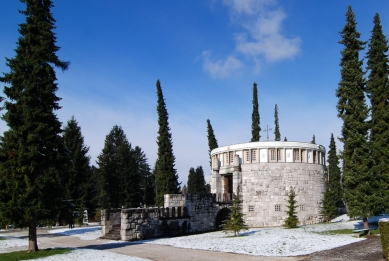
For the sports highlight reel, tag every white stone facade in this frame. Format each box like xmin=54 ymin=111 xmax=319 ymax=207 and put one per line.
xmin=211 ymin=141 xmax=327 ymax=227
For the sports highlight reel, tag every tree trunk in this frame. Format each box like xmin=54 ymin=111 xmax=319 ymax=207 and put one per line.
xmin=28 ymin=215 xmax=39 ymax=252
xmin=363 ymin=217 xmax=369 ymax=229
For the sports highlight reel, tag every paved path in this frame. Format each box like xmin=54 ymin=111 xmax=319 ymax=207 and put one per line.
xmin=1 ymin=229 xmax=384 ymax=261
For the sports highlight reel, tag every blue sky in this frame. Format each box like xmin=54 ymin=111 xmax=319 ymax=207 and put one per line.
xmin=0 ymin=1 xmax=388 ymax=186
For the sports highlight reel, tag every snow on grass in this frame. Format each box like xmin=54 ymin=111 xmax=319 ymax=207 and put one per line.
xmin=30 ymin=249 xmax=153 ymax=261
xmin=48 ymin=226 xmax=102 ymax=240
xmin=0 ymin=235 xmax=28 ymax=253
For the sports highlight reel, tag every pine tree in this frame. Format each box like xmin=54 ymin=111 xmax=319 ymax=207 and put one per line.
xmin=0 ymin=0 xmax=69 ymax=252
xmin=155 ymin=80 xmax=180 ymax=206
xmin=328 ymin=133 xmax=342 ymax=202
xmin=251 ymin=82 xmax=261 ymax=142
xmin=366 ymin=13 xmax=389 ymax=211
xmin=320 ymin=189 xmax=338 ymax=223
xmin=96 ymin=125 xmax=141 ymax=209
xmin=133 ymin=146 xmax=155 ymax=206
xmin=274 ymin=104 xmax=281 ymax=141
xmin=221 ymin=188 xmax=248 ymax=236
xmin=62 ymin=116 xmax=91 ymax=215
xmin=207 ymin=119 xmax=218 ymax=168
xmin=336 ymin=6 xmax=373 ymax=229
xmin=284 ymin=188 xmax=299 ymax=228
xmin=311 ymin=135 xmax=316 ymax=144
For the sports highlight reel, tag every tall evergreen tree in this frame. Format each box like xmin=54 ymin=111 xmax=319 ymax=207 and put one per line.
xmin=320 ymin=189 xmax=338 ymax=223
xmin=154 ymin=80 xmax=180 ymax=206
xmin=62 ymin=116 xmax=91 ymax=214
xmin=195 ymin=166 xmax=207 ymax=193
xmin=96 ymin=125 xmax=141 ymax=209
xmin=336 ymin=6 xmax=373 ymax=229
xmin=0 ymin=0 xmax=69 ymax=252
xmin=187 ymin=167 xmax=197 ymax=194
xmin=327 ymin=133 xmax=342 ymax=202
xmin=207 ymin=119 xmax=218 ymax=168
xmin=274 ymin=104 xmax=281 ymax=141
xmin=133 ymin=146 xmax=155 ymax=206
xmin=366 ymin=13 xmax=389 ymax=211
xmin=251 ymin=82 xmax=261 ymax=142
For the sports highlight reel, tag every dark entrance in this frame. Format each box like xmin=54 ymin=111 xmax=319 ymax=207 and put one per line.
xmin=215 ymin=208 xmax=231 ymax=230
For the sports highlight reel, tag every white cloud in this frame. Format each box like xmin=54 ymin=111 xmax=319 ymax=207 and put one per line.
xmin=202 ymin=0 xmax=301 ymax=76
xmin=201 ymin=51 xmax=242 ymax=78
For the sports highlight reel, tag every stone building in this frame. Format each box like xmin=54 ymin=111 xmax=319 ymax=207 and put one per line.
xmin=210 ymin=141 xmax=327 ymax=227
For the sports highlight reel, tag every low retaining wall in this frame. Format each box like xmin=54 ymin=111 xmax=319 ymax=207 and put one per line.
xmin=101 ymin=193 xmax=225 ymax=241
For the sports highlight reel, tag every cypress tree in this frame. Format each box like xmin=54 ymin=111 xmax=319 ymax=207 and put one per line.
xmin=336 ymin=6 xmax=373 ymax=229
xmin=207 ymin=119 xmax=218 ymax=168
xmin=274 ymin=104 xmax=281 ymax=141
xmin=62 ymin=116 xmax=91 ymax=214
xmin=133 ymin=146 xmax=155 ymax=206
xmin=195 ymin=166 xmax=207 ymax=193
xmin=327 ymin=133 xmax=342 ymax=202
xmin=154 ymin=80 xmax=180 ymax=206
xmin=284 ymin=137 xmax=287 ymax=141
xmin=0 ymin=0 xmax=69 ymax=252
xmin=251 ymin=82 xmax=261 ymax=142
xmin=366 ymin=13 xmax=389 ymax=211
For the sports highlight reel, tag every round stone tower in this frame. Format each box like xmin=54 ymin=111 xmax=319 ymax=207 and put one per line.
xmin=210 ymin=141 xmax=327 ymax=227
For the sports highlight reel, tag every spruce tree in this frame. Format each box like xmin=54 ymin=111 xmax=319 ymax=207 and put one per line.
xmin=221 ymin=188 xmax=248 ymax=236
xmin=336 ymin=6 xmax=373 ymax=229
xmin=155 ymin=80 xmax=180 ymax=206
xmin=62 ymin=116 xmax=91 ymax=215
xmin=133 ymin=146 xmax=155 ymax=207
xmin=0 ymin=0 xmax=69 ymax=252
xmin=327 ymin=133 xmax=342 ymax=202
xmin=284 ymin=188 xmax=298 ymax=228
xmin=366 ymin=13 xmax=389 ymax=211
xmin=96 ymin=125 xmax=141 ymax=208
xmin=311 ymin=135 xmax=316 ymax=144
xmin=207 ymin=119 xmax=218 ymax=168
xmin=274 ymin=104 xmax=281 ymax=141
xmin=187 ymin=167 xmax=197 ymax=194
xmin=251 ymin=82 xmax=261 ymax=142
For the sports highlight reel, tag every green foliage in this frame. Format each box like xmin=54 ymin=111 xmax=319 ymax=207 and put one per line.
xmin=0 ymin=248 xmax=71 ymax=261
xmin=187 ymin=166 xmax=206 ymax=194
xmin=133 ymin=146 xmax=155 ymax=206
xmin=328 ymin=133 xmax=342 ymax=202
xmin=0 ymin=0 xmax=69 ymax=252
xmin=379 ymin=220 xmax=389 ymax=258
xmin=320 ymin=189 xmax=337 ymax=222
xmin=221 ymin=189 xmax=248 ymax=236
xmin=96 ymin=125 xmax=141 ymax=209
xmin=62 ymin=116 xmax=93 ymax=216
xmin=311 ymin=135 xmax=315 ymax=144
xmin=366 ymin=13 xmax=389 ymax=211
xmin=207 ymin=119 xmax=218 ymax=168
xmin=284 ymin=188 xmax=299 ymax=228
xmin=274 ymin=104 xmax=281 ymax=141
xmin=95 ymin=208 xmax=101 ymax=222
xmin=154 ymin=80 xmax=180 ymax=206
xmin=336 ymin=6 xmax=376 ymax=219
xmin=284 ymin=137 xmax=287 ymax=141
xmin=251 ymin=82 xmax=261 ymax=142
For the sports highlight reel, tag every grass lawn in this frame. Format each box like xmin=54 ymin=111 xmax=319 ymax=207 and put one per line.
xmin=320 ymin=228 xmax=380 ymax=236
xmin=0 ymin=248 xmax=71 ymax=261
xmin=0 ymin=238 xmax=6 ymax=241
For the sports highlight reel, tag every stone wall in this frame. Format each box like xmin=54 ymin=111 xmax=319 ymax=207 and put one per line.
xmin=102 ymin=193 xmax=224 ymax=241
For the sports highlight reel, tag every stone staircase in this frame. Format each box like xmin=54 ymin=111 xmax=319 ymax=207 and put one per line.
xmin=100 ymin=225 xmax=121 ymax=240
